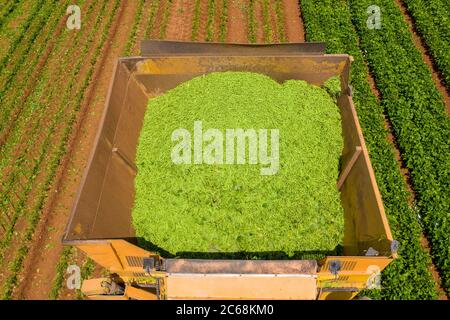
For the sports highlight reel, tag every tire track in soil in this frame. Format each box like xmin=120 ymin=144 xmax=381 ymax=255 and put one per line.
xmin=13 ymin=0 xmax=138 ymax=300
xmin=166 ymin=0 xmax=196 ymax=41
xmin=283 ymin=0 xmax=304 ymax=42
xmin=227 ymin=0 xmax=247 ymax=43
xmin=395 ymin=0 xmax=450 ymax=115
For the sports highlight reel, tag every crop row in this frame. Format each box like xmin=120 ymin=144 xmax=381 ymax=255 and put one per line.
xmin=219 ymin=0 xmax=228 ymax=42
xmin=0 ymin=0 xmax=118 ymax=298
xmin=0 ymin=0 xmax=21 ymax=28
xmin=401 ymin=0 xmax=450 ymax=88
xmin=247 ymin=0 xmax=257 ymax=43
xmin=0 ymin=0 xmax=77 ymax=253
xmin=159 ymin=0 xmax=174 ymax=39
xmin=51 ymin=0 xmax=145 ymax=299
xmin=191 ymin=0 xmax=202 ymax=41
xmin=349 ymin=0 xmax=450 ymax=295
xmin=0 ymin=0 xmax=44 ymax=68
xmin=123 ymin=0 xmax=145 ymax=56
xmin=300 ymin=0 xmax=438 ymax=299
xmin=145 ymin=0 xmax=161 ymax=38
xmin=274 ymin=0 xmax=287 ymax=42
xmin=0 ymin=0 xmax=58 ymax=135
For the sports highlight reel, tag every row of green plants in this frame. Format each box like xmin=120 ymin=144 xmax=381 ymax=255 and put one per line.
xmin=0 ymin=0 xmax=76 ymax=159
xmin=0 ymin=0 xmax=79 ymax=258
xmin=0 ymin=0 xmax=57 ymax=135
xmin=0 ymin=0 xmax=98 ymax=249
xmin=205 ymin=0 xmax=216 ymax=41
xmin=261 ymin=0 xmax=272 ymax=42
xmin=123 ymin=0 xmax=145 ymax=56
xmin=218 ymin=0 xmax=228 ymax=42
xmin=191 ymin=0 xmax=202 ymax=41
xmin=145 ymin=0 xmax=161 ymax=39
xmin=247 ymin=0 xmax=257 ymax=43
xmin=0 ymin=0 xmax=44 ymax=69
xmin=2 ymin=0 xmax=122 ymax=299
xmin=349 ymin=0 xmax=450 ymax=295
xmin=159 ymin=0 xmax=174 ymax=39
xmin=401 ymin=0 xmax=450 ymax=88
xmin=0 ymin=0 xmax=22 ymax=30
xmin=274 ymin=0 xmax=286 ymax=42
xmin=300 ymin=0 xmax=439 ymax=299
xmin=3 ymin=2 xmax=118 ymax=299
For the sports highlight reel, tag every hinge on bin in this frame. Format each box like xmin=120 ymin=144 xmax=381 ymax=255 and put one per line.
xmin=390 ymin=240 xmax=399 ymax=255
xmin=143 ymin=257 xmax=161 ymax=273
xmin=328 ymin=260 xmax=341 ymax=280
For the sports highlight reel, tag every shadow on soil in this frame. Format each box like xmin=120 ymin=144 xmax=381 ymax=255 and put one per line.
xmin=131 ymin=237 xmax=343 ymax=260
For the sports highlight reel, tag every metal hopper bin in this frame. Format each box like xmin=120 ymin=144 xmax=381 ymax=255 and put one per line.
xmin=63 ymin=41 xmax=397 ymax=300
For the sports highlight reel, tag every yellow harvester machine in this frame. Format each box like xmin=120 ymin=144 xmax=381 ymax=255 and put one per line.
xmin=63 ymin=41 xmax=397 ymax=300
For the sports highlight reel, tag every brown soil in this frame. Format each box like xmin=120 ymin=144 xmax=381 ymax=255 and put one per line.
xmin=283 ymin=0 xmax=304 ymax=42
xmin=393 ymin=0 xmax=449 ymax=299
xmin=166 ymin=0 xmax=196 ymax=40
xmin=0 ymin=12 xmax=68 ymax=148
xmin=213 ymin=0 xmax=223 ymax=42
xmin=395 ymin=0 xmax=450 ymax=114
xmin=268 ymin=0 xmax=279 ymax=42
xmin=13 ymin=0 xmax=138 ymax=300
xmin=197 ymin=0 xmax=209 ymax=41
xmin=227 ymin=0 xmax=248 ymax=43
xmin=0 ymin=0 xmax=98 ymax=287
xmin=150 ymin=0 xmax=168 ymax=39
xmin=253 ymin=0 xmax=264 ymax=43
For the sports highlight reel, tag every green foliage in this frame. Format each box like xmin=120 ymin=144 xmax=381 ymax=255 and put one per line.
xmin=205 ymin=0 xmax=216 ymax=41
xmin=274 ymin=0 xmax=287 ymax=42
xmin=133 ymin=72 xmax=344 ymax=257
xmin=324 ymin=76 xmax=341 ymax=101
xmin=349 ymin=0 xmax=450 ymax=295
xmin=301 ymin=0 xmax=439 ymax=299
xmin=49 ymin=247 xmax=73 ymax=300
xmin=1 ymin=0 xmax=122 ymax=299
xmin=123 ymin=0 xmax=145 ymax=56
xmin=247 ymin=0 xmax=256 ymax=43
xmin=159 ymin=0 xmax=173 ymax=39
xmin=191 ymin=0 xmax=202 ymax=41
xmin=262 ymin=0 xmax=272 ymax=42
xmin=144 ymin=0 xmax=161 ymax=38
xmin=219 ymin=0 xmax=229 ymax=42
xmin=402 ymin=0 xmax=450 ymax=88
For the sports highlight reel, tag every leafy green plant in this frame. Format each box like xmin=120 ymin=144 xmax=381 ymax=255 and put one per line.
xmin=247 ymin=0 xmax=256 ymax=43
xmin=1 ymin=0 xmax=121 ymax=299
xmin=301 ymin=0 xmax=439 ymax=299
xmin=191 ymin=0 xmax=202 ymax=41
xmin=274 ymin=0 xmax=287 ymax=42
xmin=205 ymin=0 xmax=216 ymax=41
xmin=349 ymin=0 xmax=450 ymax=295
xmin=219 ymin=0 xmax=229 ymax=42
xmin=159 ymin=0 xmax=174 ymax=39
xmin=402 ymin=0 xmax=450 ymax=88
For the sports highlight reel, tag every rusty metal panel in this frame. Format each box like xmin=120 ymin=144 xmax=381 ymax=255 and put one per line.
xmin=166 ymin=275 xmax=317 ymax=300
xmin=165 ymin=259 xmax=317 ymax=275
xmin=141 ymin=40 xmax=326 ymax=56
